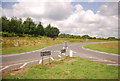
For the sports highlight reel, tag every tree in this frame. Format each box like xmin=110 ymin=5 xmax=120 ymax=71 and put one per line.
xmin=2 ymin=16 xmax=10 ymax=32
xmin=107 ymin=37 xmax=116 ymax=40
xmin=0 ymin=17 xmax=2 ymax=32
xmin=23 ymin=17 xmax=36 ymax=34
xmin=82 ymin=35 xmax=90 ymax=39
xmin=45 ymin=24 xmax=60 ymax=38
xmin=36 ymin=22 xmax=45 ymax=36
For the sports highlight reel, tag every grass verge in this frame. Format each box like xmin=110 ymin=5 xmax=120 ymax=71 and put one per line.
xmin=4 ymin=57 xmax=118 ymax=79
xmin=1 ymin=37 xmax=111 ymax=55
xmin=84 ymin=42 xmax=119 ymax=55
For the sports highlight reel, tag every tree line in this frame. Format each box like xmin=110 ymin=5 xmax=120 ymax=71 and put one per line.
xmin=0 ymin=16 xmax=118 ymax=40
xmin=59 ymin=34 xmax=118 ymax=40
xmin=1 ymin=16 xmax=60 ymax=38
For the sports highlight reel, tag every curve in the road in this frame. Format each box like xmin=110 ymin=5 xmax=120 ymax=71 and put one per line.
xmin=1 ymin=42 xmax=119 ymax=73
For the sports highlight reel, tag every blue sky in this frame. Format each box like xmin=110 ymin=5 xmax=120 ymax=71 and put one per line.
xmin=2 ymin=2 xmax=18 ymax=9
xmin=71 ymin=2 xmax=106 ymax=13
xmin=2 ymin=2 xmax=106 ymax=13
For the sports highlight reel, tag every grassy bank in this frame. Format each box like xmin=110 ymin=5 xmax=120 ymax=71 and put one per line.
xmin=4 ymin=57 xmax=118 ymax=79
xmin=84 ymin=42 xmax=119 ymax=54
xmin=1 ymin=37 xmax=110 ymax=55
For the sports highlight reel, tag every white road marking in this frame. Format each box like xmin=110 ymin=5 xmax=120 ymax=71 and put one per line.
xmin=107 ymin=64 xmax=119 ymax=66
xmin=50 ymin=57 xmax=54 ymax=60
xmin=58 ymin=55 xmax=61 ymax=57
xmin=89 ymin=57 xmax=94 ymax=58
xmin=0 ymin=58 xmax=50 ymax=71
xmin=103 ymin=60 xmax=116 ymax=63
xmin=20 ymin=63 xmax=27 ymax=68
xmin=53 ymin=51 xmax=60 ymax=53
xmin=0 ymin=66 xmax=9 ymax=71
xmin=62 ymin=53 xmax=65 ymax=55
xmin=39 ymin=60 xmax=42 ymax=64
xmin=1 ymin=46 xmax=49 ymax=57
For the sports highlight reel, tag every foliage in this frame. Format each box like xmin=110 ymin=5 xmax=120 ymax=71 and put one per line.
xmin=107 ymin=37 xmax=117 ymax=40
xmin=2 ymin=16 xmax=60 ymax=38
xmin=45 ymin=24 xmax=60 ymax=38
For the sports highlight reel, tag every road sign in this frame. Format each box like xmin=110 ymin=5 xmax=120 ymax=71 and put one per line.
xmin=41 ymin=51 xmax=51 ymax=56
xmin=61 ymin=49 xmax=66 ymax=53
xmin=64 ymin=41 xmax=68 ymax=47
xmin=40 ymin=51 xmax=51 ymax=65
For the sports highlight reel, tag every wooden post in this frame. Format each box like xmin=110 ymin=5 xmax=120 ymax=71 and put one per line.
xmin=42 ymin=55 xmax=43 ymax=65
xmin=49 ymin=55 xmax=50 ymax=64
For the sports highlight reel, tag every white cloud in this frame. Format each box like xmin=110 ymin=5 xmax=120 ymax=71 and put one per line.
xmin=2 ymin=2 xmax=118 ymax=38
xmin=3 ymin=1 xmax=73 ymax=20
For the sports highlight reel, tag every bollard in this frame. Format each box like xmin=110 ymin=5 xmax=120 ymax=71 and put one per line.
xmin=69 ymin=50 xmax=73 ymax=57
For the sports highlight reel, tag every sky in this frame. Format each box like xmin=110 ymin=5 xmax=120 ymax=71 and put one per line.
xmin=1 ymin=0 xmax=119 ymax=38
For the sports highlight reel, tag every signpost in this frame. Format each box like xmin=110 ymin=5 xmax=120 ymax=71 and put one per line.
xmin=40 ymin=51 xmax=51 ymax=65
xmin=17 ymin=41 xmax=20 ymax=47
xmin=64 ymin=41 xmax=68 ymax=49
xmin=61 ymin=49 xmax=66 ymax=54
xmin=61 ymin=49 xmax=66 ymax=56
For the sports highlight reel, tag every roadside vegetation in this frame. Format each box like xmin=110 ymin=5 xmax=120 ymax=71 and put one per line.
xmin=1 ymin=37 xmax=111 ymax=55
xmin=4 ymin=57 xmax=118 ymax=79
xmin=84 ymin=42 xmax=119 ymax=54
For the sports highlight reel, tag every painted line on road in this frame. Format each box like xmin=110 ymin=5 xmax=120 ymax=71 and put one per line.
xmin=0 ymin=57 xmax=51 ymax=71
xmin=20 ymin=63 xmax=27 ymax=69
xmin=103 ymin=60 xmax=117 ymax=63
xmin=1 ymin=44 xmax=61 ymax=57
xmin=0 ymin=66 xmax=9 ymax=72
xmin=82 ymin=46 xmax=119 ymax=56
xmin=107 ymin=64 xmax=119 ymax=66
xmin=53 ymin=51 xmax=60 ymax=53
xmin=62 ymin=53 xmax=65 ymax=55
xmin=92 ymin=59 xmax=116 ymax=63
xmin=58 ymin=55 xmax=61 ymax=58
xmin=50 ymin=57 xmax=54 ymax=60
xmin=88 ymin=56 xmax=116 ymax=63
xmin=39 ymin=60 xmax=42 ymax=64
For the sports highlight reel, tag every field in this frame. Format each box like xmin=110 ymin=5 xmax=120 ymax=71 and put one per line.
xmin=1 ymin=37 xmax=110 ymax=55
xmin=4 ymin=57 xmax=118 ymax=79
xmin=84 ymin=42 xmax=119 ymax=54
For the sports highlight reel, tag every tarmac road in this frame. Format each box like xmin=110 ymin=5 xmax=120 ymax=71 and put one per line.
xmin=0 ymin=42 xmax=119 ymax=73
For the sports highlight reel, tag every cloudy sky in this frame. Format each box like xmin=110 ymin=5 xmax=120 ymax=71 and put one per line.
xmin=1 ymin=0 xmax=119 ymax=38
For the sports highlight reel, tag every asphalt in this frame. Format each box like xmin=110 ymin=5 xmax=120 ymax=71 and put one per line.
xmin=0 ymin=42 xmax=119 ymax=73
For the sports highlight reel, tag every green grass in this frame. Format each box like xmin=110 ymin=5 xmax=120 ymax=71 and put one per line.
xmin=84 ymin=42 xmax=119 ymax=54
xmin=5 ymin=57 xmax=118 ymax=79
xmin=1 ymin=37 xmax=111 ymax=55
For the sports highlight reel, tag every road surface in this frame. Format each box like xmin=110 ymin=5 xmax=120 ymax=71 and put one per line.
xmin=0 ymin=42 xmax=119 ymax=73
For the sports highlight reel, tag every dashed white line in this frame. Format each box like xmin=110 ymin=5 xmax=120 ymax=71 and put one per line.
xmin=58 ymin=55 xmax=61 ymax=57
xmin=0 ymin=66 xmax=9 ymax=71
xmin=62 ymin=53 xmax=65 ymax=55
xmin=39 ymin=60 xmax=42 ymax=64
xmin=20 ymin=63 xmax=27 ymax=69
xmin=107 ymin=64 xmax=119 ymax=66
xmin=50 ymin=57 xmax=54 ymax=60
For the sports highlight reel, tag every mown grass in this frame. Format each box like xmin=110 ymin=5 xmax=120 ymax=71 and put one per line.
xmin=84 ymin=42 xmax=119 ymax=54
xmin=5 ymin=57 xmax=118 ymax=79
xmin=1 ymin=37 xmax=110 ymax=55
